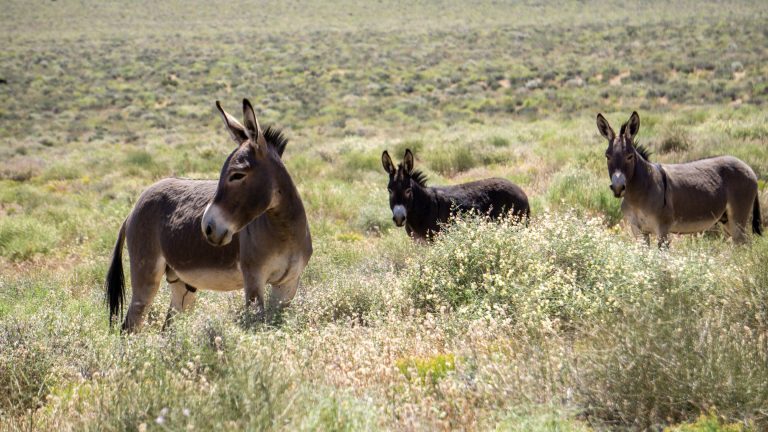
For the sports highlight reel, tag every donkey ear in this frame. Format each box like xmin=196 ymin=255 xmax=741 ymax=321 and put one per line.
xmin=625 ymin=111 xmax=640 ymax=139
xmin=381 ymin=151 xmax=395 ymax=175
xmin=216 ymin=101 xmax=248 ymax=145
xmin=596 ymin=113 xmax=615 ymax=142
xmin=403 ymin=149 xmax=415 ymax=174
xmin=242 ymin=98 xmax=267 ymax=149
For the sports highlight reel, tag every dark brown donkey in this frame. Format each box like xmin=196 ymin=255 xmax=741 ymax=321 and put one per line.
xmin=597 ymin=111 xmax=762 ymax=246
xmin=105 ymin=99 xmax=312 ymax=332
xmin=381 ymin=149 xmax=530 ymax=240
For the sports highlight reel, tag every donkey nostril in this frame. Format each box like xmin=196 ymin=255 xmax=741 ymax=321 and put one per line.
xmin=205 ymin=224 xmax=213 ymax=236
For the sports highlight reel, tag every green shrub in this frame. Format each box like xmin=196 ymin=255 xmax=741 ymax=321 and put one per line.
xmin=657 ymin=124 xmax=692 ymax=154
xmin=125 ymin=149 xmax=155 ymax=168
xmin=427 ymin=144 xmax=478 ymax=175
xmin=545 ymin=167 xmax=622 ymax=225
xmin=291 ymin=264 xmax=401 ymax=326
xmin=342 ymin=150 xmax=380 ymax=174
xmin=489 ymin=136 xmax=510 ymax=147
xmin=577 ymin=239 xmax=768 ymax=429
xmin=393 ymin=139 xmax=425 ymax=156
xmin=0 ymin=320 xmax=56 ymax=417
xmin=406 ymin=213 xmax=737 ymax=324
xmin=665 ymin=411 xmax=752 ymax=431
xmin=0 ymin=216 xmax=59 ymax=260
xmin=578 ymin=298 xmax=768 ymax=429
xmin=396 ymin=353 xmax=455 ymax=385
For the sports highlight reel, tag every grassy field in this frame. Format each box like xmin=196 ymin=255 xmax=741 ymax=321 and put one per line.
xmin=1 ymin=0 xmax=768 ymax=430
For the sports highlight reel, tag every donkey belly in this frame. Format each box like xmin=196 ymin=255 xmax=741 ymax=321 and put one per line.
xmin=162 ymin=232 xmax=243 ymax=292
xmin=669 ymin=217 xmax=719 ymax=234
xmin=173 ymin=267 xmax=244 ymax=292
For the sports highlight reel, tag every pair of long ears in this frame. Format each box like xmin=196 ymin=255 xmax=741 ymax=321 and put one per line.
xmin=381 ymin=149 xmax=415 ymax=176
xmin=216 ymin=99 xmax=267 ymax=149
xmin=596 ymin=111 xmax=640 ymax=143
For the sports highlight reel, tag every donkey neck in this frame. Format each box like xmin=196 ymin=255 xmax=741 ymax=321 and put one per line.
xmin=263 ymin=161 xmax=308 ymax=232
xmin=406 ymin=181 xmax=438 ymax=234
xmin=626 ymin=154 xmax=664 ymax=206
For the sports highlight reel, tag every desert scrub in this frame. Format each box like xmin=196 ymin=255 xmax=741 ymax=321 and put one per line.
xmin=0 ymin=320 xmax=57 ymax=417
xmin=656 ymin=123 xmax=692 ymax=154
xmin=427 ymin=143 xmax=478 ymax=175
xmin=396 ymin=353 xmax=455 ymax=385
xmin=405 ymin=212 xmax=736 ymax=326
xmin=664 ymin=411 xmax=754 ymax=431
xmin=546 ymin=166 xmax=623 ymax=225
xmin=577 ymin=293 xmax=768 ymax=429
xmin=289 ymin=264 xmax=407 ymax=327
xmin=576 ymin=239 xmax=768 ymax=429
xmin=0 ymin=215 xmax=59 ymax=260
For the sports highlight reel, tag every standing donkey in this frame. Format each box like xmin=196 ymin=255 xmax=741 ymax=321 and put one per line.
xmin=105 ymin=99 xmax=312 ymax=332
xmin=381 ymin=149 xmax=530 ymax=241
xmin=596 ymin=111 xmax=762 ymax=246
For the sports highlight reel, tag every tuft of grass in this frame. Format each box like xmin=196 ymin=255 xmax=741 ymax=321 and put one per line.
xmin=396 ymin=353 xmax=455 ymax=385
xmin=0 ymin=216 xmax=59 ymax=260
xmin=0 ymin=320 xmax=56 ymax=417
xmin=125 ymin=149 xmax=155 ymax=168
xmin=41 ymin=162 xmax=83 ymax=181
xmin=427 ymin=144 xmax=478 ymax=175
xmin=0 ymin=157 xmax=44 ymax=181
xmin=489 ymin=136 xmax=510 ymax=147
xmin=545 ymin=166 xmax=622 ymax=225
xmin=657 ymin=124 xmax=692 ymax=154
xmin=393 ymin=139 xmax=425 ymax=156
xmin=577 ymin=238 xmax=768 ymax=430
xmin=664 ymin=411 xmax=752 ymax=432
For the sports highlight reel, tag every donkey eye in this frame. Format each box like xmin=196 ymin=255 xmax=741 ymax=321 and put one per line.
xmin=405 ymin=188 xmax=412 ymax=195
xmin=626 ymin=154 xmax=634 ymax=160
xmin=228 ymin=173 xmax=246 ymax=182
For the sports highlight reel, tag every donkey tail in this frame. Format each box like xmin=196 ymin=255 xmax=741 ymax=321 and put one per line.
xmin=753 ymin=196 xmax=763 ymax=236
xmin=105 ymin=221 xmax=127 ymax=327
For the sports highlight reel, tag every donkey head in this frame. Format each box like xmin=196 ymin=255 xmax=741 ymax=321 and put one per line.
xmin=202 ymin=99 xmax=281 ymax=246
xmin=596 ymin=111 xmax=641 ymax=198
xmin=381 ymin=149 xmax=417 ymax=227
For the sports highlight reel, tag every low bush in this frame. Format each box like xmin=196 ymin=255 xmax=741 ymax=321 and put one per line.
xmin=0 ymin=216 xmax=60 ymax=260
xmin=657 ymin=124 xmax=692 ymax=154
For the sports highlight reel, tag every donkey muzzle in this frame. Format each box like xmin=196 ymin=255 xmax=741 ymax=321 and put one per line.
xmin=392 ymin=204 xmax=407 ymax=227
xmin=201 ymin=203 xmax=235 ymax=246
xmin=610 ymin=172 xmax=626 ymax=198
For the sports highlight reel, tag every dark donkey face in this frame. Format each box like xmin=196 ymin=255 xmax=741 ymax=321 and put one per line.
xmin=201 ymin=99 xmax=278 ymax=246
xmin=381 ymin=149 xmax=416 ymax=227
xmin=596 ymin=111 xmax=641 ymax=198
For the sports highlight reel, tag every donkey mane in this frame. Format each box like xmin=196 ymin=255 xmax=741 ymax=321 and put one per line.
xmin=409 ymin=168 xmax=429 ymax=187
xmin=619 ymin=119 xmax=652 ymax=162
xmin=263 ymin=125 xmax=288 ymax=157
xmin=634 ymin=142 xmax=652 ymax=162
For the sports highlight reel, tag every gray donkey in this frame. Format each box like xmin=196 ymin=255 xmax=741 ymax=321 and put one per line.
xmin=596 ymin=111 xmax=761 ymax=246
xmin=106 ymin=99 xmax=312 ymax=332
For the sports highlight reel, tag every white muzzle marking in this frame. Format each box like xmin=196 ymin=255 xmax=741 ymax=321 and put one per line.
xmin=201 ymin=203 xmax=236 ymax=246
xmin=392 ymin=204 xmax=407 ymax=227
xmin=611 ymin=171 xmax=626 ymax=197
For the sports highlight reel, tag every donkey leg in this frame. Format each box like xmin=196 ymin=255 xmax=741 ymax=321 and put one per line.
xmin=655 ymin=225 xmax=671 ymax=249
xmin=123 ymin=256 xmax=166 ymax=332
xmin=629 ymin=222 xmax=650 ymax=246
xmin=267 ymin=278 xmax=300 ymax=323
xmin=162 ymin=268 xmax=198 ymax=331
xmin=727 ymin=202 xmax=751 ymax=244
xmin=269 ymin=278 xmax=300 ymax=311
xmin=244 ymin=272 xmax=267 ymax=322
